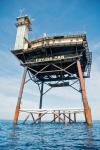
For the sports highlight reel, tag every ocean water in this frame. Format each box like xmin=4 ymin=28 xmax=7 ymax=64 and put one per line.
xmin=0 ymin=121 xmax=100 ymax=150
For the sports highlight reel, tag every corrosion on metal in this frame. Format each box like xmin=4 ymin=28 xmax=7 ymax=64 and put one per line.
xmin=12 ymin=15 xmax=92 ymax=126
xmin=77 ymin=60 xmax=92 ymax=125
xmin=13 ymin=67 xmax=27 ymax=125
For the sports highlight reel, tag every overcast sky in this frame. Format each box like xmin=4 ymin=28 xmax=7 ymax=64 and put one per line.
xmin=0 ymin=0 xmax=100 ymax=121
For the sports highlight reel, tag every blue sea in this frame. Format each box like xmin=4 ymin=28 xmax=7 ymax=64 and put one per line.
xmin=0 ymin=121 xmax=100 ymax=150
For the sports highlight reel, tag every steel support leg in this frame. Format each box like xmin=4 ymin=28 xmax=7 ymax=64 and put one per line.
xmin=69 ymin=113 xmax=71 ymax=123
xmin=77 ymin=60 xmax=92 ymax=125
xmin=63 ymin=111 xmax=66 ymax=123
xmin=54 ymin=111 xmax=56 ymax=122
xmin=39 ymin=82 xmax=44 ymax=109
xmin=74 ymin=113 xmax=76 ymax=122
xmin=39 ymin=82 xmax=44 ymax=122
xmin=58 ymin=110 xmax=60 ymax=122
xmin=13 ymin=67 xmax=27 ymax=126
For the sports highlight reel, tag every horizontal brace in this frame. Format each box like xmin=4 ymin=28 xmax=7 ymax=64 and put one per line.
xmin=41 ymin=76 xmax=78 ymax=82
xmin=36 ymin=69 xmax=64 ymax=74
xmin=21 ymin=55 xmax=82 ymax=65
xmin=20 ymin=108 xmax=84 ymax=113
xmin=49 ymin=82 xmax=69 ymax=87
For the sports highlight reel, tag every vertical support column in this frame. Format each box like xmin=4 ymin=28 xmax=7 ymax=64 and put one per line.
xmin=74 ymin=113 xmax=76 ymax=122
xmin=58 ymin=110 xmax=60 ymax=123
xmin=13 ymin=67 xmax=27 ymax=126
xmin=77 ymin=60 xmax=92 ymax=125
xmin=39 ymin=82 xmax=44 ymax=122
xmin=63 ymin=111 xmax=66 ymax=123
xmin=69 ymin=113 xmax=71 ymax=123
xmin=39 ymin=82 xmax=44 ymax=109
xmin=54 ymin=110 xmax=56 ymax=122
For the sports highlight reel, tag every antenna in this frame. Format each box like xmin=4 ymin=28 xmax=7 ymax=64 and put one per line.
xmin=43 ymin=33 xmax=47 ymax=37
xmin=19 ymin=8 xmax=25 ymax=16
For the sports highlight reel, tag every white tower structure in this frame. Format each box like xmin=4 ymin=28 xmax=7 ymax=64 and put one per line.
xmin=14 ymin=16 xmax=31 ymax=50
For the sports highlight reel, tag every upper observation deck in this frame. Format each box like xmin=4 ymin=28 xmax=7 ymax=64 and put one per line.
xmin=11 ymin=34 xmax=92 ymax=82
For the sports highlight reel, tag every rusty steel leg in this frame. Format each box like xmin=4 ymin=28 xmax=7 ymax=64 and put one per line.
xmin=77 ymin=60 xmax=92 ymax=126
xmin=13 ymin=67 xmax=27 ymax=126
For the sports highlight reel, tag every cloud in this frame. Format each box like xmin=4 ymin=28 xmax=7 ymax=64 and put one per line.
xmin=0 ymin=94 xmax=38 ymax=120
xmin=89 ymin=40 xmax=100 ymax=56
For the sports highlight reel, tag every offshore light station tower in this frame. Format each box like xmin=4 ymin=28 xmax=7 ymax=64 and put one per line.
xmin=11 ymin=16 xmax=92 ymax=126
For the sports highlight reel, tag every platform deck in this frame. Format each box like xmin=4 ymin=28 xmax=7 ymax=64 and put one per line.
xmin=20 ymin=108 xmax=84 ymax=124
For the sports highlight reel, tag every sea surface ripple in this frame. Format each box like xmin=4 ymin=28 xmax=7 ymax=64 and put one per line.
xmin=0 ymin=120 xmax=100 ymax=150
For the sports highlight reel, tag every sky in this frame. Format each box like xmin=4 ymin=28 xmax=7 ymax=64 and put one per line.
xmin=0 ymin=0 xmax=100 ymax=121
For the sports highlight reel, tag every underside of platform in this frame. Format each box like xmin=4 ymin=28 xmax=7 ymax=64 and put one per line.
xmin=11 ymin=34 xmax=92 ymax=82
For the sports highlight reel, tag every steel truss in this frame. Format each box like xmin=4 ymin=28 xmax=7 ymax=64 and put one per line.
xmin=13 ymin=59 xmax=92 ymax=126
